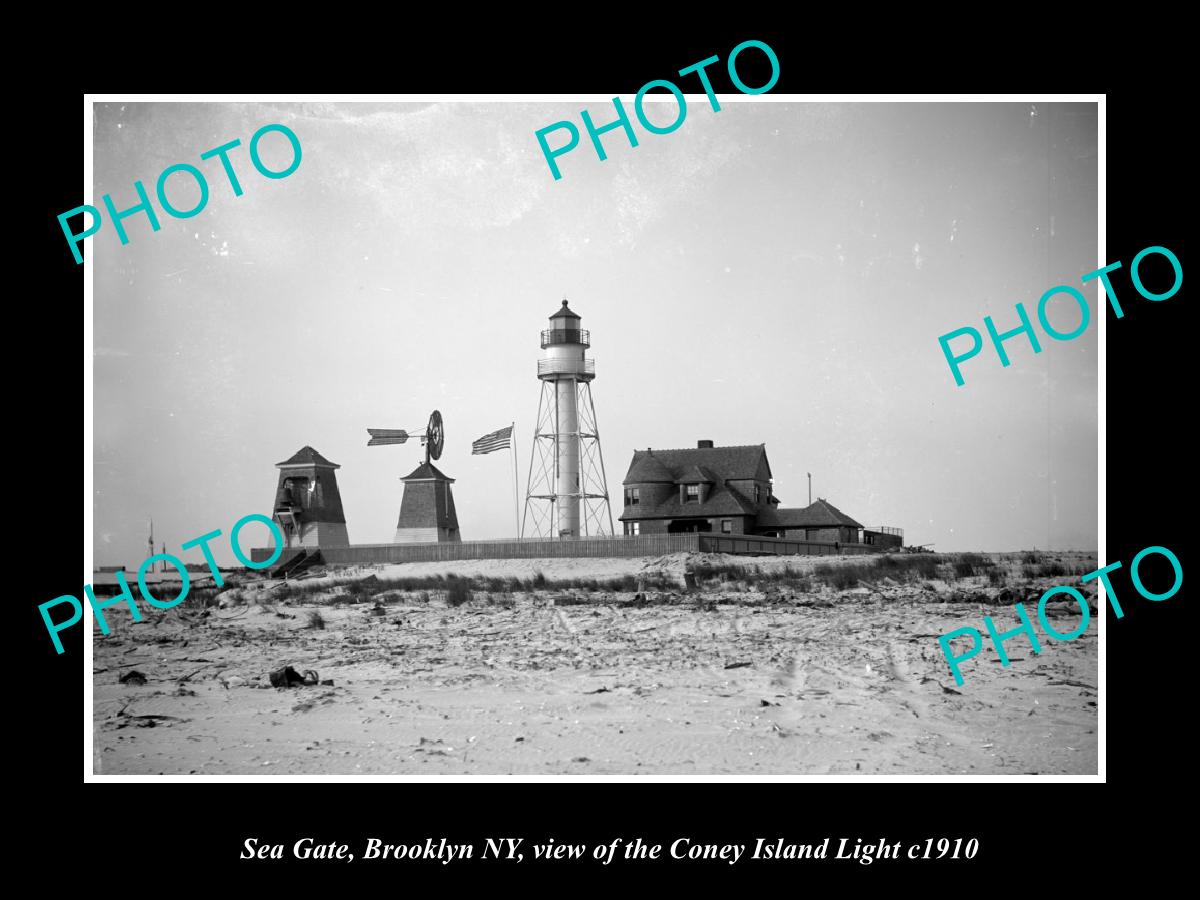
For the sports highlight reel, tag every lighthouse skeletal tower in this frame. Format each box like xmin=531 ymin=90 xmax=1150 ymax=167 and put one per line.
xmin=523 ymin=300 xmax=614 ymax=538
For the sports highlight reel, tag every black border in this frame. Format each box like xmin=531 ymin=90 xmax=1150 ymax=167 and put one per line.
xmin=24 ymin=27 xmax=1188 ymax=886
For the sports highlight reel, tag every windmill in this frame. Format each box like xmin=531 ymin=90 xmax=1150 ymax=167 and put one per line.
xmin=367 ymin=410 xmax=460 ymax=544
xmin=368 ymin=409 xmax=445 ymax=463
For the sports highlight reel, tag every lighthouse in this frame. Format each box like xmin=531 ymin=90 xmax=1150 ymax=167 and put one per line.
xmin=523 ymin=300 xmax=614 ymax=538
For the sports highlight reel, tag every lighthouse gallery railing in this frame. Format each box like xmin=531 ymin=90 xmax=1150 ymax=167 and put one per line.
xmin=538 ymin=358 xmax=595 ymax=377
xmin=540 ymin=328 xmax=590 ymax=347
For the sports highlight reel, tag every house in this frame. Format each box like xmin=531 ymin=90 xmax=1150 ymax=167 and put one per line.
xmin=619 ymin=440 xmax=900 ymax=546
xmin=756 ymin=498 xmax=865 ymax=543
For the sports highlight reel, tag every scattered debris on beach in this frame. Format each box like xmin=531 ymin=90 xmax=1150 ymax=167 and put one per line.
xmin=92 ymin=550 xmax=1098 ymax=775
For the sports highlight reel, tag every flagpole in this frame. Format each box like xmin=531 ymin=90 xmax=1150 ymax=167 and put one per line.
xmin=510 ymin=421 xmax=520 ymax=537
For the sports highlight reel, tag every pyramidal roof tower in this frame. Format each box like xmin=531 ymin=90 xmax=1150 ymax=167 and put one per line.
xmin=394 ymin=460 xmax=461 ymax=543
xmin=368 ymin=409 xmax=462 ymax=544
xmin=271 ymin=446 xmax=350 ymax=548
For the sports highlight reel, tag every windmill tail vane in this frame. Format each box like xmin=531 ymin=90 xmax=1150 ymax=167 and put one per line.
xmin=366 ymin=411 xmax=443 ymax=462
xmin=367 ymin=428 xmax=409 ymax=447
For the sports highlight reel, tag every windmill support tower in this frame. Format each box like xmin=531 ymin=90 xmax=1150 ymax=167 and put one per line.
xmin=367 ymin=410 xmax=460 ymax=544
xmin=523 ymin=300 xmax=613 ymax=538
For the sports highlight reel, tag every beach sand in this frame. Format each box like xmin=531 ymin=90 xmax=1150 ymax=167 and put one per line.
xmin=92 ymin=551 xmax=1098 ymax=775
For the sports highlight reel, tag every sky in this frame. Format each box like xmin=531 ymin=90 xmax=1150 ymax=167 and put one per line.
xmin=91 ymin=100 xmax=1098 ymax=567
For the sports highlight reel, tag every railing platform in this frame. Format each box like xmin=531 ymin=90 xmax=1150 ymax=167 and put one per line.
xmin=540 ymin=328 xmax=590 ymax=348
xmin=537 ymin=358 xmax=595 ymax=379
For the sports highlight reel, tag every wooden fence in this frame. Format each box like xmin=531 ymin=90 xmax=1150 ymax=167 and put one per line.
xmin=698 ymin=534 xmax=875 ymax=556
xmin=251 ymin=532 xmax=881 ymax=565
xmin=253 ymin=534 xmax=701 ymax=565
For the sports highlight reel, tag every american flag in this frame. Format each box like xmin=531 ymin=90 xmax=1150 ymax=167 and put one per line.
xmin=472 ymin=425 xmax=513 ymax=455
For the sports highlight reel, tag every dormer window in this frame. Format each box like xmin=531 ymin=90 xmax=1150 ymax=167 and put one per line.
xmin=624 ymin=487 xmax=640 ymax=506
xmin=686 ymin=484 xmax=700 ymax=503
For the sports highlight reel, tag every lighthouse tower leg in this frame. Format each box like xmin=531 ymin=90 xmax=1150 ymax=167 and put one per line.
xmin=577 ymin=380 xmax=614 ymax=536
xmin=522 ymin=380 xmax=559 ymax=538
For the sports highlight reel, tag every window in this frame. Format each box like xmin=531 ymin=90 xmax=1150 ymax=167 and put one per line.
xmin=754 ymin=484 xmax=761 ymax=503
xmin=284 ymin=477 xmax=311 ymax=508
xmin=685 ymin=484 xmax=700 ymax=503
xmin=721 ymin=519 xmax=732 ymax=534
xmin=624 ymin=487 xmax=640 ymax=506
xmin=625 ymin=521 xmax=640 ymax=536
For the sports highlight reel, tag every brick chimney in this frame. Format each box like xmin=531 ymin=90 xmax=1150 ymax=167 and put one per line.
xmin=697 ymin=439 xmax=714 ymax=449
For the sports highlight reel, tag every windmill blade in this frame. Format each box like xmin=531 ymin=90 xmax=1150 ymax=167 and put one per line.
xmin=427 ymin=409 xmax=444 ymax=460
xmin=367 ymin=428 xmax=409 ymax=446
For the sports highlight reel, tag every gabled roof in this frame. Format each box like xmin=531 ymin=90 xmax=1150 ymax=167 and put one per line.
xmin=622 ymin=483 xmax=758 ymax=521
xmin=401 ymin=461 xmax=455 ymax=482
xmin=276 ymin=446 xmax=339 ymax=468
xmin=757 ymin=498 xmax=863 ymax=529
xmin=623 ymin=444 xmax=770 ymax=485
xmin=624 ymin=452 xmax=674 ymax=484
xmin=673 ymin=464 xmax=717 ymax=485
